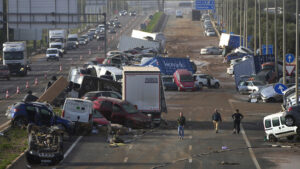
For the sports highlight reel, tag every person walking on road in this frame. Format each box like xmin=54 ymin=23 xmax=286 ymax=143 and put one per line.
xmin=212 ymin=109 xmax=222 ymax=133
xmin=232 ymin=109 xmax=244 ymax=134
xmin=177 ymin=112 xmax=186 ymax=140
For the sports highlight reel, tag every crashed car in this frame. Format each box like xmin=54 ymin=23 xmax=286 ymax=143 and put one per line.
xmin=26 ymin=124 xmax=64 ymax=165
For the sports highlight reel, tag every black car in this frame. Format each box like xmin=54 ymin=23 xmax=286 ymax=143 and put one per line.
xmin=82 ymin=91 xmax=122 ymax=101
xmin=26 ymin=125 xmax=64 ymax=165
xmin=0 ymin=65 xmax=10 ymax=80
xmin=284 ymin=105 xmax=300 ymax=128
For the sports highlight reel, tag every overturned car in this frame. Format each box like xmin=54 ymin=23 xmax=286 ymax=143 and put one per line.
xmin=26 ymin=124 xmax=64 ymax=165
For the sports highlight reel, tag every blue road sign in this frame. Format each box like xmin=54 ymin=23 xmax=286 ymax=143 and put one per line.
xmin=285 ymin=53 xmax=295 ymax=63
xmin=195 ymin=0 xmax=215 ymax=10
xmin=274 ymin=83 xmax=288 ymax=95
xmin=262 ymin=45 xmax=273 ymax=55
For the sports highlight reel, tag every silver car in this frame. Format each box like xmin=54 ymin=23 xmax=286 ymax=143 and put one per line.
xmin=238 ymin=81 xmax=265 ymax=94
xmin=261 ymin=84 xmax=283 ymax=102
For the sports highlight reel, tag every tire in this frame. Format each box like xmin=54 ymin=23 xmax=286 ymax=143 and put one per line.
xmin=269 ymin=134 xmax=278 ymax=142
xmin=13 ymin=117 xmax=28 ymax=128
xmin=26 ymin=152 xmax=39 ymax=164
xmin=287 ymin=135 xmax=295 ymax=140
xmin=214 ymin=82 xmax=220 ymax=89
xmin=125 ymin=120 xmax=133 ymax=128
xmin=285 ymin=116 xmax=295 ymax=126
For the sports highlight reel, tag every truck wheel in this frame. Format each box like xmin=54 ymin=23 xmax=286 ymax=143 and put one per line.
xmin=214 ymin=82 xmax=220 ymax=89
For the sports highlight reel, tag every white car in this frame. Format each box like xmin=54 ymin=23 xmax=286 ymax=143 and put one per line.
xmin=200 ymin=46 xmax=222 ymax=55
xmin=238 ymin=81 xmax=265 ymax=94
xmin=193 ymin=74 xmax=220 ymax=88
xmin=46 ymin=48 xmax=60 ymax=61
xmin=106 ymin=50 xmax=124 ymax=57
xmin=264 ymin=112 xmax=298 ymax=142
xmin=234 ymin=46 xmax=254 ymax=55
xmin=205 ymin=29 xmax=216 ymax=36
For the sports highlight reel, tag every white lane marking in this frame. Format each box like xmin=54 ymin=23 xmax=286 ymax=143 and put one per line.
xmin=129 ymin=144 xmax=133 ymax=150
xmin=64 ymin=136 xmax=83 ymax=158
xmin=124 ymin=157 xmax=128 ymax=163
xmin=189 ymin=145 xmax=192 ymax=151
xmin=189 ymin=135 xmax=193 ymax=139
xmin=189 ymin=158 xmax=192 ymax=163
xmin=241 ymin=125 xmax=262 ymax=169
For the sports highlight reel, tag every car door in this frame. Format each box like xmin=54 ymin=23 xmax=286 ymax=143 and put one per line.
xmin=271 ymin=116 xmax=282 ymax=138
xmin=111 ymin=104 xmax=125 ymax=124
xmin=39 ymin=107 xmax=53 ymax=126
xmin=99 ymin=101 xmax=113 ymax=120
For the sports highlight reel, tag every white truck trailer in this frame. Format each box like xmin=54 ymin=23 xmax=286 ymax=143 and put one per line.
xmin=131 ymin=29 xmax=166 ymax=51
xmin=123 ymin=66 xmax=167 ymax=125
xmin=49 ymin=30 xmax=67 ymax=53
xmin=2 ymin=41 xmax=31 ymax=76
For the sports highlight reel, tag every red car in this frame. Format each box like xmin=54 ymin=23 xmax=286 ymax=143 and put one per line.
xmin=173 ymin=69 xmax=196 ymax=91
xmin=93 ymin=110 xmax=110 ymax=126
xmin=93 ymin=97 xmax=151 ymax=128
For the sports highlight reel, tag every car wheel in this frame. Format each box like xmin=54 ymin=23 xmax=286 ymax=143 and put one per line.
xmin=285 ymin=116 xmax=295 ymax=126
xmin=267 ymin=97 xmax=276 ymax=103
xmin=268 ymin=134 xmax=278 ymax=142
xmin=287 ymin=135 xmax=295 ymax=140
xmin=26 ymin=152 xmax=39 ymax=164
xmin=214 ymin=82 xmax=220 ymax=89
xmin=13 ymin=117 xmax=28 ymax=128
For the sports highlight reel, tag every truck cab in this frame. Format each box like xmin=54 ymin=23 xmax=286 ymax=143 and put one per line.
xmin=2 ymin=41 xmax=31 ymax=76
xmin=49 ymin=30 xmax=67 ymax=53
xmin=49 ymin=42 xmax=64 ymax=57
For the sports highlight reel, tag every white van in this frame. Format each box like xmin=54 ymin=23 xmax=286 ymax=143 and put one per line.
xmin=263 ymin=112 xmax=298 ymax=141
xmin=62 ymin=98 xmax=93 ymax=128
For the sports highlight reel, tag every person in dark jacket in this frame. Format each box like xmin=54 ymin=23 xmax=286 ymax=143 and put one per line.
xmin=177 ymin=112 xmax=186 ymax=140
xmin=23 ymin=90 xmax=38 ymax=102
xmin=232 ymin=109 xmax=244 ymax=134
xmin=212 ymin=109 xmax=222 ymax=133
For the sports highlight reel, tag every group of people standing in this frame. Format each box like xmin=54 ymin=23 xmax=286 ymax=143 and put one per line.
xmin=177 ymin=109 xmax=243 ymax=139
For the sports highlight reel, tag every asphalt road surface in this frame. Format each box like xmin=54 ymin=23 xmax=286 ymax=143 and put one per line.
xmin=5 ymin=12 xmax=300 ymax=169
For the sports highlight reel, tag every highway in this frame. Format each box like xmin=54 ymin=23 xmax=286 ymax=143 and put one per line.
xmin=0 ymin=15 xmax=146 ymax=126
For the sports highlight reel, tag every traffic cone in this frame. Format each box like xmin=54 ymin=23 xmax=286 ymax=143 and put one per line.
xmin=16 ymin=86 xmax=20 ymax=94
xmin=88 ymin=49 xmax=91 ymax=55
xmin=59 ymin=65 xmax=62 ymax=72
xmin=34 ymin=78 xmax=38 ymax=86
xmin=5 ymin=90 xmax=9 ymax=99
xmin=26 ymin=81 xmax=29 ymax=89
xmin=80 ymin=55 xmax=83 ymax=60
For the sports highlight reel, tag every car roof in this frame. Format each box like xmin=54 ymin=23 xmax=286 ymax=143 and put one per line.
xmin=96 ymin=97 xmax=125 ymax=104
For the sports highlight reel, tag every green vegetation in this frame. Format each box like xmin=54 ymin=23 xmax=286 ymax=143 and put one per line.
xmin=0 ymin=128 xmax=28 ymax=169
xmin=144 ymin=12 xmax=163 ymax=33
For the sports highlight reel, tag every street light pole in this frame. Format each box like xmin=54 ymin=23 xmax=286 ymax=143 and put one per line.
xmin=296 ymin=0 xmax=299 ymax=105
xmin=259 ymin=0 xmax=262 ymax=55
xmin=254 ymin=0 xmax=257 ymax=54
xmin=274 ymin=0 xmax=278 ymax=79
xmin=243 ymin=0 xmax=246 ymax=46
xmin=266 ymin=0 xmax=269 ymax=55
xmin=240 ymin=0 xmax=242 ymax=46
xmin=283 ymin=0 xmax=286 ymax=85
